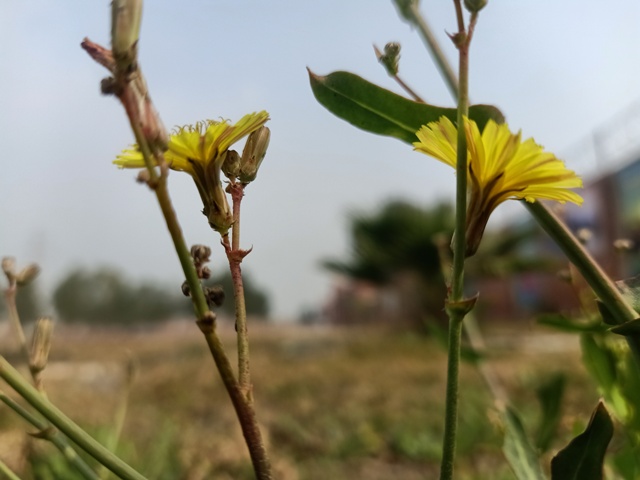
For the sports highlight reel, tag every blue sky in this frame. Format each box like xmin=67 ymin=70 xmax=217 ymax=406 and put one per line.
xmin=2 ymin=1 xmax=640 ymax=319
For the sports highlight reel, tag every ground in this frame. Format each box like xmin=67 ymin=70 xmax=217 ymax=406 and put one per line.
xmin=0 ymin=320 xmax=598 ymax=479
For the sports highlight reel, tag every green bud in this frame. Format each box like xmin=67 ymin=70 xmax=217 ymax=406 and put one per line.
xmin=239 ymin=127 xmax=270 ymax=183
xmin=29 ymin=317 xmax=54 ymax=375
xmin=392 ymin=0 xmax=419 ymax=22
xmin=16 ymin=264 xmax=40 ymax=286
xmin=378 ymin=42 xmax=401 ymax=76
xmin=111 ymin=0 xmax=143 ymax=66
xmin=221 ymin=149 xmax=241 ymax=180
xmin=464 ymin=0 xmax=487 ymax=13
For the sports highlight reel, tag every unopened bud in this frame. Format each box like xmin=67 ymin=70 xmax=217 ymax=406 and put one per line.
xmin=181 ymin=281 xmax=191 ymax=297
xmin=376 ymin=42 xmax=401 ymax=76
xmin=111 ymin=0 xmax=143 ymax=67
xmin=239 ymin=127 xmax=270 ymax=183
xmin=464 ymin=0 xmax=487 ymax=13
xmin=222 ymin=150 xmax=241 ymax=180
xmin=16 ymin=264 xmax=40 ymax=286
xmin=201 ymin=266 xmax=211 ymax=280
xmin=205 ymin=286 xmax=225 ymax=308
xmin=30 ymin=317 xmax=53 ymax=375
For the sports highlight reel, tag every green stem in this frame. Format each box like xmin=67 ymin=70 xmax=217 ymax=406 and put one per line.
xmin=0 ymin=458 xmax=21 ymax=480
xmin=525 ymin=201 xmax=640 ymax=365
xmin=440 ymin=4 xmax=475 ymax=479
xmin=404 ymin=2 xmax=459 ymax=100
xmin=440 ymin=312 xmax=464 ymax=480
xmin=0 ymin=391 xmax=99 ymax=480
xmin=0 ymin=358 xmax=145 ymax=480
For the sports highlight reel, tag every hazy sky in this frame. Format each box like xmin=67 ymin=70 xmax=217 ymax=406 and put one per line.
xmin=2 ymin=1 xmax=640 ymax=320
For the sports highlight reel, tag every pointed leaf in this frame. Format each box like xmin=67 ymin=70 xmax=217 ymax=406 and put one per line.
xmin=551 ymin=402 xmax=613 ymax=480
xmin=503 ymin=406 xmax=547 ymax=480
xmin=538 ymin=314 xmax=606 ymax=333
xmin=308 ymin=69 xmax=504 ymax=144
xmin=535 ymin=373 xmax=566 ymax=453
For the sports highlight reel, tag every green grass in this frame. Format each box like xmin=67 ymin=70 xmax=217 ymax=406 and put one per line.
xmin=0 ymin=323 xmax=596 ymax=479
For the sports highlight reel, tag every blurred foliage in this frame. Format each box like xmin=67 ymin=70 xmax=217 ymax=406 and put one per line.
xmin=52 ymin=268 xmax=189 ymax=325
xmin=205 ymin=270 xmax=270 ymax=318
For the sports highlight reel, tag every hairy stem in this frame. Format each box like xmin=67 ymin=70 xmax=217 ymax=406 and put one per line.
xmin=0 ymin=358 xmax=145 ymax=480
xmin=227 ymin=184 xmax=252 ymax=394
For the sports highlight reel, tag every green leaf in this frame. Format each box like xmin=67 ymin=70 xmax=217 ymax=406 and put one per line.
xmin=308 ymin=69 xmax=505 ymax=144
xmin=610 ymin=318 xmax=640 ymax=336
xmin=503 ymin=406 xmax=547 ymax=480
xmin=535 ymin=373 xmax=566 ymax=453
xmin=551 ymin=402 xmax=614 ymax=480
xmin=538 ymin=314 xmax=606 ymax=333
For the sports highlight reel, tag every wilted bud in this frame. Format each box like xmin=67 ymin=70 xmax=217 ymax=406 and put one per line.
xmin=205 ymin=286 xmax=225 ymax=308
xmin=181 ymin=281 xmax=191 ymax=297
xmin=2 ymin=257 xmax=16 ymax=281
xmin=207 ymin=183 xmax=234 ymax=235
xmin=221 ymin=150 xmax=241 ymax=180
xmin=200 ymin=266 xmax=211 ymax=280
xmin=30 ymin=317 xmax=54 ymax=375
xmin=239 ymin=127 xmax=270 ymax=183
xmin=464 ymin=0 xmax=487 ymax=13
xmin=16 ymin=264 xmax=40 ymax=286
xmin=111 ymin=0 xmax=143 ymax=67
xmin=190 ymin=245 xmax=212 ymax=264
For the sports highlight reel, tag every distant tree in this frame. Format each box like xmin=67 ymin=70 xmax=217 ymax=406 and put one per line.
xmin=323 ymin=200 xmax=455 ymax=327
xmin=53 ymin=268 xmax=188 ymax=325
xmin=205 ymin=270 xmax=270 ymax=319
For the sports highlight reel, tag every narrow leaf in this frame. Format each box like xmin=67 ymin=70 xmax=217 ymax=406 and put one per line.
xmin=535 ymin=373 xmax=566 ymax=453
xmin=551 ymin=402 xmax=613 ymax=480
xmin=503 ymin=406 xmax=547 ymax=480
xmin=308 ymin=69 xmax=504 ymax=144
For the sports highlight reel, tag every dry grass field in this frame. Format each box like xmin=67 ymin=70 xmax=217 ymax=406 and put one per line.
xmin=0 ymin=321 xmax=598 ymax=479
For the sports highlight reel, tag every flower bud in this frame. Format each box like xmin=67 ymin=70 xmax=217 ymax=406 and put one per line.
xmin=376 ymin=42 xmax=401 ymax=76
xmin=29 ymin=317 xmax=54 ymax=375
xmin=16 ymin=264 xmax=40 ymax=286
xmin=464 ymin=0 xmax=487 ymax=13
xmin=239 ymin=127 xmax=270 ymax=183
xmin=111 ymin=0 xmax=143 ymax=67
xmin=221 ymin=150 xmax=241 ymax=180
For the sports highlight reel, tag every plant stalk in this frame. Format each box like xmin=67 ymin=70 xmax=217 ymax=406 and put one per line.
xmin=525 ymin=201 xmax=640 ymax=366
xmin=0 ymin=357 xmax=146 ymax=480
xmin=0 ymin=391 xmax=99 ymax=480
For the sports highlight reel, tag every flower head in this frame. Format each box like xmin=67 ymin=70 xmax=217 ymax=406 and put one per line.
xmin=414 ymin=116 xmax=583 ymax=256
xmin=115 ymin=111 xmax=269 ymax=234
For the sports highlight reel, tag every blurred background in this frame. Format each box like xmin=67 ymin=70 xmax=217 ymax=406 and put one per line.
xmin=2 ymin=0 xmax=640 ymax=321
xmin=2 ymin=1 xmax=640 ymax=479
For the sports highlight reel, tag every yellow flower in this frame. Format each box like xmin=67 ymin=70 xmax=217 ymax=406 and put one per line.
xmin=414 ymin=116 xmax=583 ymax=256
xmin=115 ymin=111 xmax=269 ymax=234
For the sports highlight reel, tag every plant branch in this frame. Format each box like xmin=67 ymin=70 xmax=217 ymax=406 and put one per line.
xmin=0 ymin=358 xmax=145 ymax=480
xmin=525 ymin=201 xmax=640 ymax=366
xmin=398 ymin=1 xmax=459 ymax=100
xmin=0 ymin=391 xmax=99 ymax=480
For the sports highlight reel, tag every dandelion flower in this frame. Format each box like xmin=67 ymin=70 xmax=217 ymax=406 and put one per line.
xmin=115 ymin=111 xmax=269 ymax=234
xmin=414 ymin=116 xmax=582 ymax=256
